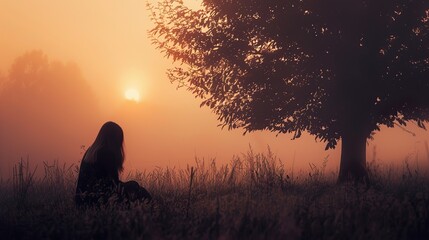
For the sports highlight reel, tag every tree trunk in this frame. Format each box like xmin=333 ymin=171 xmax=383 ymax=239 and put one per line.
xmin=337 ymin=130 xmax=369 ymax=184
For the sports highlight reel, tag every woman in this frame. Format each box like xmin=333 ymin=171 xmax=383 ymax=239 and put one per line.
xmin=75 ymin=121 xmax=151 ymax=207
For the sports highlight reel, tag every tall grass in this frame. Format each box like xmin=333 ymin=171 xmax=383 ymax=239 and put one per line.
xmin=0 ymin=148 xmax=428 ymax=239
xmin=12 ymin=157 xmax=37 ymax=207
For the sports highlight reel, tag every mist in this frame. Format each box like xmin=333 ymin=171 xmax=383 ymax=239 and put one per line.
xmin=0 ymin=51 xmax=100 ymax=176
xmin=1 ymin=1 xmax=428 ymax=179
xmin=0 ymin=51 xmax=337 ymax=177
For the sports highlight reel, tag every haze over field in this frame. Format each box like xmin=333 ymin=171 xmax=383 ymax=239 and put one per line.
xmin=1 ymin=0 xmax=428 ymax=178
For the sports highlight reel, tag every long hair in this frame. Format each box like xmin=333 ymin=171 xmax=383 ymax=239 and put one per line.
xmin=83 ymin=121 xmax=125 ymax=172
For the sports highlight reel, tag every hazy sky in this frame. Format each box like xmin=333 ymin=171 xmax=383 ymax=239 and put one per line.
xmin=1 ymin=0 xmax=428 ymax=178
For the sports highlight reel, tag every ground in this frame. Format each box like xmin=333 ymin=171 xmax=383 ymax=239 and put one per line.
xmin=1 ymin=150 xmax=428 ymax=239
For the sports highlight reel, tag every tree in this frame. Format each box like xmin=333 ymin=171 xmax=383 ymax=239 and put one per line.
xmin=148 ymin=0 xmax=429 ymax=183
xmin=0 ymin=51 xmax=99 ymax=165
xmin=1 ymin=51 xmax=97 ymax=120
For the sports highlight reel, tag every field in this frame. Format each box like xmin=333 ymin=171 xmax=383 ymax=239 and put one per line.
xmin=1 ymin=149 xmax=428 ymax=240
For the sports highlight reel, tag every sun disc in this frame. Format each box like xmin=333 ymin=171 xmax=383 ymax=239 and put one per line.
xmin=124 ymin=89 xmax=141 ymax=102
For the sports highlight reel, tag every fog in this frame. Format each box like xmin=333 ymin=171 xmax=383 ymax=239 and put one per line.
xmin=1 ymin=1 xmax=428 ymax=178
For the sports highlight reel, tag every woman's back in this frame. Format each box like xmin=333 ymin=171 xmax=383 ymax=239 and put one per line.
xmin=75 ymin=147 xmax=121 ymax=206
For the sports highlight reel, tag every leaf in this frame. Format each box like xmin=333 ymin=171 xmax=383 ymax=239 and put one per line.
xmin=293 ymin=129 xmax=302 ymax=139
xmin=417 ymin=120 xmax=426 ymax=130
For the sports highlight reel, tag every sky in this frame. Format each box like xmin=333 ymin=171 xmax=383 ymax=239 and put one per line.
xmin=0 ymin=0 xmax=428 ymax=178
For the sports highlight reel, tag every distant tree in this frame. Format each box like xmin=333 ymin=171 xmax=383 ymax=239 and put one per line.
xmin=149 ymin=0 xmax=429 ymax=183
xmin=2 ymin=51 xmax=96 ymax=115
xmin=0 ymin=51 xmax=99 ymax=163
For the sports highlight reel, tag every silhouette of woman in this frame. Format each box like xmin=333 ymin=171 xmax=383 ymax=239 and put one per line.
xmin=75 ymin=121 xmax=151 ymax=207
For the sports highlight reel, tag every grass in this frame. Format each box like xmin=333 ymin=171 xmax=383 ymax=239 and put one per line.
xmin=0 ymin=148 xmax=428 ymax=239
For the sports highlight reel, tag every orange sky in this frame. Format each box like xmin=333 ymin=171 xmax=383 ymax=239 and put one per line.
xmin=1 ymin=0 xmax=428 ymax=178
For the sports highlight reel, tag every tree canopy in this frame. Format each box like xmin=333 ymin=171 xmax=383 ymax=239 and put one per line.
xmin=149 ymin=0 xmax=429 ymax=181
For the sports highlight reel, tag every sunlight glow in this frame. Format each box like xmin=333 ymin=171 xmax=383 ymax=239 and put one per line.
xmin=124 ymin=88 xmax=141 ymax=102
xmin=183 ymin=0 xmax=203 ymax=10
xmin=120 ymin=69 xmax=150 ymax=103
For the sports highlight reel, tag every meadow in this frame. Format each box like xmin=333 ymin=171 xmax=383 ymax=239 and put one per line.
xmin=0 ymin=148 xmax=428 ymax=240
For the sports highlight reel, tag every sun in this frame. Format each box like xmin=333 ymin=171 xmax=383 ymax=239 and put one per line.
xmin=124 ymin=88 xmax=141 ymax=102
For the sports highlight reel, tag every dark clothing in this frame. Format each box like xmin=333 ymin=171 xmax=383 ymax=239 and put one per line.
xmin=75 ymin=148 xmax=151 ymax=207
xmin=120 ymin=180 xmax=152 ymax=203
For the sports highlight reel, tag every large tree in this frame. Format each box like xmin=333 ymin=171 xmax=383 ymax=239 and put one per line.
xmin=148 ymin=0 xmax=429 ymax=182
